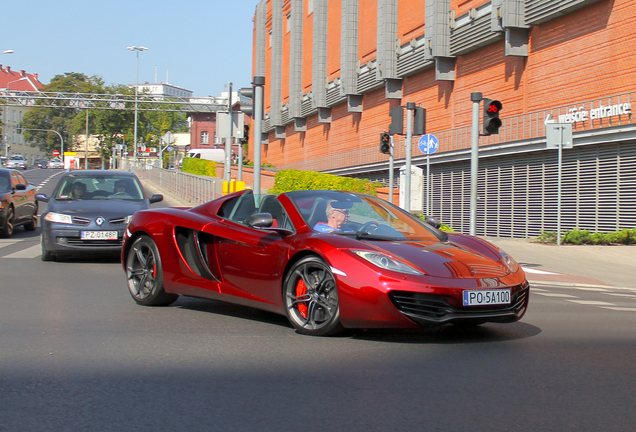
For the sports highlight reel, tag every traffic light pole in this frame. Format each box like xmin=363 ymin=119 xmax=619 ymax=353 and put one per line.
xmin=404 ymin=102 xmax=415 ymax=212
xmin=252 ymin=76 xmax=265 ymax=195
xmin=225 ymin=82 xmax=233 ymax=183
xmin=470 ymin=92 xmax=482 ymax=236
xmin=389 ymin=135 xmax=395 ymax=204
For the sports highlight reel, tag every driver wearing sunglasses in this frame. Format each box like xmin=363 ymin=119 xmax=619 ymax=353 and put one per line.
xmin=313 ymin=200 xmax=352 ymax=233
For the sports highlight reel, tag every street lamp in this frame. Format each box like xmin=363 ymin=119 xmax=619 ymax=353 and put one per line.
xmin=126 ymin=45 xmax=148 ymax=167
xmin=3 ymin=76 xmax=27 ymax=158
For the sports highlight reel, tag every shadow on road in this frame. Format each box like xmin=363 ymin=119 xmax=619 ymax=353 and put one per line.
xmin=170 ymin=296 xmax=541 ymax=343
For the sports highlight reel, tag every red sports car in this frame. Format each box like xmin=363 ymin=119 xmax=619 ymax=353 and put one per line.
xmin=122 ymin=189 xmax=529 ymax=336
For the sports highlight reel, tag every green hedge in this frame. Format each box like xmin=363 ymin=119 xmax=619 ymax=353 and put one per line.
xmin=270 ymin=169 xmax=380 ymax=195
xmin=181 ymin=158 xmax=217 ymax=177
xmin=538 ymin=228 xmax=636 ymax=245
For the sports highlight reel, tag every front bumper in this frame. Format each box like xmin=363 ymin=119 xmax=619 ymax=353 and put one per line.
xmin=41 ymin=224 xmax=125 ymax=254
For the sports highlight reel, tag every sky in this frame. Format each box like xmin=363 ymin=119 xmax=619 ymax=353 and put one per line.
xmin=2 ymin=0 xmax=258 ymax=97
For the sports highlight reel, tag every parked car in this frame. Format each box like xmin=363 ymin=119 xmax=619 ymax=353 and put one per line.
xmin=121 ymin=189 xmax=529 ymax=336
xmin=35 ymin=159 xmax=49 ymax=169
xmin=36 ymin=170 xmax=163 ymax=261
xmin=0 ymin=168 xmax=38 ymax=238
xmin=48 ymin=158 xmax=64 ymax=169
xmin=6 ymin=154 xmax=27 ymax=170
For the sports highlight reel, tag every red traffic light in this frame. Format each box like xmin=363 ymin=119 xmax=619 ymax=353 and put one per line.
xmin=482 ymin=99 xmax=503 ymax=135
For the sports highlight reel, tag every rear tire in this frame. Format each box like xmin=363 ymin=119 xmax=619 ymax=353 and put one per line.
xmin=24 ymin=205 xmax=38 ymax=231
xmin=0 ymin=207 xmax=14 ymax=238
xmin=125 ymin=235 xmax=178 ymax=306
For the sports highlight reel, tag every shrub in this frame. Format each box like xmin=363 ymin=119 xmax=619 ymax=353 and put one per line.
xmin=181 ymin=158 xmax=217 ymax=177
xmin=537 ymin=231 xmax=557 ymax=244
xmin=561 ymin=229 xmax=591 ymax=245
xmin=270 ymin=169 xmax=380 ymax=195
xmin=417 ymin=214 xmax=454 ymax=232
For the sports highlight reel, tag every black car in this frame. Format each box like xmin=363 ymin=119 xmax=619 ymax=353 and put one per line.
xmin=0 ymin=168 xmax=38 ymax=238
xmin=35 ymin=159 xmax=49 ymax=169
xmin=36 ymin=170 xmax=163 ymax=261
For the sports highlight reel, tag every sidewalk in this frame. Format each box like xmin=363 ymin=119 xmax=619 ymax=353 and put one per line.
xmin=142 ymin=180 xmax=636 ymax=289
xmin=485 ymin=237 xmax=636 ymax=289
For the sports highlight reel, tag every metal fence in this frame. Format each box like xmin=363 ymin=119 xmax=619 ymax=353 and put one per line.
xmin=132 ymin=166 xmax=218 ymax=206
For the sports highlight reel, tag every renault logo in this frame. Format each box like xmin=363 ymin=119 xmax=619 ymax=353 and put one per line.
xmin=96 ymin=217 xmax=105 ymax=226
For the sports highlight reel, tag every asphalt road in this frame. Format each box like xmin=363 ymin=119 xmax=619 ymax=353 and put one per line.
xmin=0 ymin=169 xmax=634 ymax=432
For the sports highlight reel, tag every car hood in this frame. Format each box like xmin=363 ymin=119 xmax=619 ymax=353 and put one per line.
xmin=366 ymin=239 xmax=510 ymax=279
xmin=48 ymin=199 xmax=149 ymax=217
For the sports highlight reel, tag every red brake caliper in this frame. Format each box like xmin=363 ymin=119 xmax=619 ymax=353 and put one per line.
xmin=152 ymin=265 xmax=156 ymax=278
xmin=296 ymin=279 xmax=308 ymax=318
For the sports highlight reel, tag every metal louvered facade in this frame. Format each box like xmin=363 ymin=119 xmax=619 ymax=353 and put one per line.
xmin=425 ymin=141 xmax=636 ymax=238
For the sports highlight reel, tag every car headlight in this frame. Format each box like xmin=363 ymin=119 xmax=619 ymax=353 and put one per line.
xmin=352 ymin=250 xmax=424 ymax=275
xmin=499 ymin=249 xmax=520 ymax=273
xmin=44 ymin=212 xmax=73 ymax=224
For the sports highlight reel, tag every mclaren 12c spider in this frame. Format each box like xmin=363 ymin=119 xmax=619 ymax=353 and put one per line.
xmin=122 ymin=189 xmax=529 ymax=336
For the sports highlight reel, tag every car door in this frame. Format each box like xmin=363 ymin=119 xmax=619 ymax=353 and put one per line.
xmin=11 ymin=171 xmax=35 ymax=223
xmin=213 ymin=192 xmax=293 ymax=309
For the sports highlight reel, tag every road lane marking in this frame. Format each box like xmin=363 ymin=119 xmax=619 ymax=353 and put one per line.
xmin=530 ymin=287 xmax=549 ymax=292
xmin=3 ymin=245 xmax=42 ymax=259
xmin=603 ymin=293 xmax=636 ymax=299
xmin=522 ymin=267 xmax=557 ymax=274
xmin=567 ymin=300 xmax=615 ymax=306
xmin=600 ymin=307 xmax=636 ymax=312
xmin=533 ymin=293 xmax=579 ymax=298
xmin=0 ymin=240 xmax=20 ymax=250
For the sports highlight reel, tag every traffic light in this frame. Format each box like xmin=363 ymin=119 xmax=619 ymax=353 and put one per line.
xmin=238 ymin=87 xmax=254 ymax=116
xmin=482 ymin=99 xmax=503 ymax=135
xmin=380 ymin=132 xmax=391 ymax=154
xmin=389 ymin=107 xmax=403 ymax=135
xmin=413 ymin=107 xmax=426 ymax=135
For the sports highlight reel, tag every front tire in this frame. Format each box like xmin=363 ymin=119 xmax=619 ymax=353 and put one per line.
xmin=41 ymin=238 xmax=55 ymax=261
xmin=125 ymin=235 xmax=178 ymax=306
xmin=283 ymin=256 xmax=343 ymax=336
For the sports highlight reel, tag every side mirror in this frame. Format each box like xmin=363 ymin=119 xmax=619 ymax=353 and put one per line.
xmin=15 ymin=183 xmax=27 ymax=191
xmin=423 ymin=216 xmax=441 ymax=229
xmin=246 ymin=212 xmax=273 ymax=228
xmin=35 ymin=193 xmax=50 ymax=202
xmin=149 ymin=194 xmax=163 ymax=204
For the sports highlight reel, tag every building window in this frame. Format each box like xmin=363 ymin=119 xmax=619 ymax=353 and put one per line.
xmin=201 ymin=131 xmax=209 ymax=145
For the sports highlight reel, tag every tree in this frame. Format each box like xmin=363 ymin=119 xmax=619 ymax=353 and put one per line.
xmin=22 ymin=73 xmax=107 ymax=156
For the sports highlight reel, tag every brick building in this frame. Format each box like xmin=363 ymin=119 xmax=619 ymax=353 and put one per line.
xmin=1 ymin=66 xmax=45 ymax=163
xmin=248 ymin=0 xmax=636 ymax=238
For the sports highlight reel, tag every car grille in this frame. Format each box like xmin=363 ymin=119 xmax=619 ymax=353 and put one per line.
xmin=109 ymin=217 xmax=127 ymax=225
xmin=389 ymin=284 xmax=529 ymax=325
xmin=71 ymin=216 xmax=91 ymax=226
xmin=64 ymin=237 xmax=123 ymax=247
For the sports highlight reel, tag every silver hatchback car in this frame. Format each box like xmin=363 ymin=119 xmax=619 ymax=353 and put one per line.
xmin=6 ymin=155 xmax=27 ymax=170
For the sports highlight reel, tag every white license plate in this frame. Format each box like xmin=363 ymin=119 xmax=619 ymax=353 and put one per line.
xmin=81 ymin=231 xmax=118 ymax=240
xmin=463 ymin=289 xmax=511 ymax=306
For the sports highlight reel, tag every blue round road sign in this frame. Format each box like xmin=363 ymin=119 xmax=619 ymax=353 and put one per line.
xmin=418 ymin=134 xmax=439 ymax=155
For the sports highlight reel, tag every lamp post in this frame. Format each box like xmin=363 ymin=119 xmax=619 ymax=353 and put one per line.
xmin=126 ymin=45 xmax=148 ymax=168
xmin=3 ymin=76 xmax=27 ymax=159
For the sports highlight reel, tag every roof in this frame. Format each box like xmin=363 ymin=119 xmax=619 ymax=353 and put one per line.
xmin=0 ymin=65 xmax=44 ymax=91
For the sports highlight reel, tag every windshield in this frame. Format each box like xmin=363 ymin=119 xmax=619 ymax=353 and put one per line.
xmin=289 ymin=191 xmax=445 ymax=242
xmin=54 ymin=175 xmax=145 ymax=201
xmin=10 ymin=155 xmax=25 ymax=160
